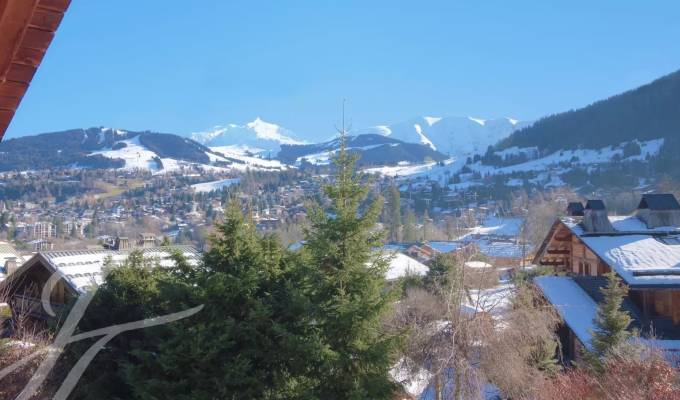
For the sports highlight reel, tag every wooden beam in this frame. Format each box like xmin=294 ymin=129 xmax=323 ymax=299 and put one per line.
xmin=547 ymin=249 xmax=570 ymax=255
xmin=29 ymin=7 xmax=63 ymax=31
xmin=0 ymin=0 xmax=40 ymax=82
xmin=37 ymin=0 xmax=70 ymax=13
xmin=540 ymin=260 xmax=566 ymax=266
xmin=5 ymin=63 xmax=36 ymax=82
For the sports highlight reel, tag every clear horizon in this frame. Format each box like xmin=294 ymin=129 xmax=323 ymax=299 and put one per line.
xmin=6 ymin=0 xmax=680 ymax=141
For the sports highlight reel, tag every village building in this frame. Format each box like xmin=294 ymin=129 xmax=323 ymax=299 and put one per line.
xmin=0 ymin=245 xmax=200 ymax=321
xmin=533 ymin=194 xmax=680 ymax=361
xmin=0 ymin=241 xmax=25 ymax=280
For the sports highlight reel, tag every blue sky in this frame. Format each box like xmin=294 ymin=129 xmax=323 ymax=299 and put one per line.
xmin=6 ymin=0 xmax=680 ymax=140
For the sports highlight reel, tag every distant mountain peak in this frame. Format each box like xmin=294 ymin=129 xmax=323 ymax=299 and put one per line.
xmin=189 ymin=118 xmax=305 ymax=154
xmin=468 ymin=117 xmax=486 ymax=126
xmin=423 ymin=116 xmax=442 ymax=126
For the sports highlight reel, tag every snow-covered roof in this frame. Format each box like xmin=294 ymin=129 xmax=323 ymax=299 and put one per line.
xmin=381 ymin=251 xmax=429 ymax=281
xmin=534 ymin=276 xmax=597 ymax=349
xmin=535 ymin=276 xmax=680 ymax=352
xmin=563 ymin=216 xmax=680 ymax=286
xmin=20 ymin=246 xmax=200 ymax=294
xmin=462 ymin=216 xmax=523 ymax=238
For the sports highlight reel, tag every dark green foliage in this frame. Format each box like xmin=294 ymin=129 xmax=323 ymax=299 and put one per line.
xmin=586 ymin=272 xmax=632 ymax=371
xmin=125 ymin=206 xmax=318 ymax=400
xmin=403 ymin=209 xmax=418 ymax=242
xmin=387 ymin=183 xmax=402 ymax=242
xmin=424 ymin=253 xmax=458 ymax=288
xmin=0 ymin=128 xmax=211 ymax=171
xmin=58 ymin=251 xmax=176 ymax=400
xmin=622 ymin=141 xmax=642 ymax=158
xmin=138 ymin=133 xmax=211 ymax=164
xmin=498 ymin=69 xmax=680 ymax=153
xmin=302 ymin=135 xmax=401 ymax=399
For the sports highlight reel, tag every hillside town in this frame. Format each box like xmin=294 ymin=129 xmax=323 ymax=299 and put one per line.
xmin=1 ymin=1 xmax=680 ymax=399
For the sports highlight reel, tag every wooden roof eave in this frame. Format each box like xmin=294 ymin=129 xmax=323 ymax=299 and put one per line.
xmin=0 ymin=0 xmax=71 ymax=139
xmin=531 ymin=219 xmax=563 ymax=265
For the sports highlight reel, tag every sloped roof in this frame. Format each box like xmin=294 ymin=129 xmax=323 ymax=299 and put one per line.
xmin=3 ymin=246 xmax=200 ymax=294
xmin=0 ymin=0 xmax=71 ymax=139
xmin=638 ymin=193 xmax=680 ymax=211
xmin=561 ymin=216 xmax=680 ymax=286
xmin=585 ymin=199 xmax=606 ymax=210
xmin=566 ymin=202 xmax=584 ymax=216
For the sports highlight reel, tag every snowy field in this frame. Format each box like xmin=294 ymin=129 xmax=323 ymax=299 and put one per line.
xmin=191 ymin=178 xmax=240 ymax=193
xmin=465 ymin=216 xmax=523 ymax=237
xmin=90 ymin=136 xmax=161 ymax=171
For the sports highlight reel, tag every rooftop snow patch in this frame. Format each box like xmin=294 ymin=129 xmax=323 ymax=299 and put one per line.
xmin=534 ymin=276 xmax=596 ymax=349
xmin=380 ymin=251 xmax=429 ymax=281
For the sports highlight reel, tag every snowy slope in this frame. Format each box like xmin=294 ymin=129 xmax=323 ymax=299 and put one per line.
xmin=191 ymin=178 xmax=240 ymax=193
xmin=190 ymin=118 xmax=306 ymax=155
xmin=209 ymin=146 xmax=288 ymax=171
xmin=90 ymin=136 xmax=160 ymax=171
xmin=356 ymin=116 xmax=528 ymax=157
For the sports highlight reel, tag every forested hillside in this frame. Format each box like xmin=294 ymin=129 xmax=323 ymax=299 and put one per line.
xmin=0 ymin=128 xmax=215 ymax=171
xmin=498 ymin=69 xmax=680 ymax=153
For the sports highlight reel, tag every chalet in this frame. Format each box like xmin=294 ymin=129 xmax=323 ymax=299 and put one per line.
xmin=0 ymin=246 xmax=200 ymax=321
xmin=405 ymin=243 xmax=438 ymax=264
xmin=138 ymin=232 xmax=157 ymax=248
xmin=533 ymin=194 xmax=680 ymax=360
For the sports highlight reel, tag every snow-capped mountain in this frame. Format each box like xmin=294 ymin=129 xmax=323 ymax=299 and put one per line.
xmin=277 ymin=134 xmax=449 ymax=167
xmin=356 ymin=116 xmax=529 ymax=157
xmin=189 ymin=118 xmax=306 ymax=155
xmin=0 ymin=127 xmax=287 ymax=173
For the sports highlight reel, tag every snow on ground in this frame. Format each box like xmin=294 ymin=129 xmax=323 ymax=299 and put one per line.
xmin=472 ymin=138 xmax=664 ymax=176
xmin=191 ymin=178 xmax=240 ymax=193
xmin=90 ymin=136 xmax=160 ymax=171
xmin=390 ymin=358 xmax=433 ymax=398
xmin=466 ymin=216 xmax=523 ymax=237
xmin=364 ymin=157 xmax=460 ymax=177
xmin=475 ymin=239 xmax=530 ymax=259
xmin=295 ymin=144 xmax=387 ymax=166
xmin=210 ymin=146 xmax=287 ymax=170
xmin=375 ymin=139 xmax=664 ymax=189
xmin=465 ymin=261 xmax=493 ymax=269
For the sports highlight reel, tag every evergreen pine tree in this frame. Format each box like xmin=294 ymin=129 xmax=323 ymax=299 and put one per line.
xmin=123 ymin=202 xmax=317 ymax=399
xmin=387 ymin=183 xmax=401 ymax=242
xmin=303 ymin=131 xmax=400 ymax=399
xmin=586 ymin=272 xmax=632 ymax=370
xmin=403 ymin=209 xmax=418 ymax=242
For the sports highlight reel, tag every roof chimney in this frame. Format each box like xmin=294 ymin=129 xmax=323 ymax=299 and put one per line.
xmin=582 ymin=200 xmax=614 ymax=233
xmin=4 ymin=257 xmax=17 ymax=275
xmin=635 ymin=193 xmax=680 ymax=228
xmin=566 ymin=202 xmax=584 ymax=217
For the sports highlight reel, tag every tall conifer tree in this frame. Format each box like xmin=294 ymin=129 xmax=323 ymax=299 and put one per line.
xmin=304 ymin=129 xmax=400 ymax=399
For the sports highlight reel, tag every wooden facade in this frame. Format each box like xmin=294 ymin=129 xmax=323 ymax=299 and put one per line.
xmin=3 ymin=254 xmax=75 ymax=321
xmin=534 ymin=220 xmax=611 ymax=275
xmin=0 ymin=0 xmax=71 ymax=139
xmin=535 ymin=219 xmax=680 ymax=327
